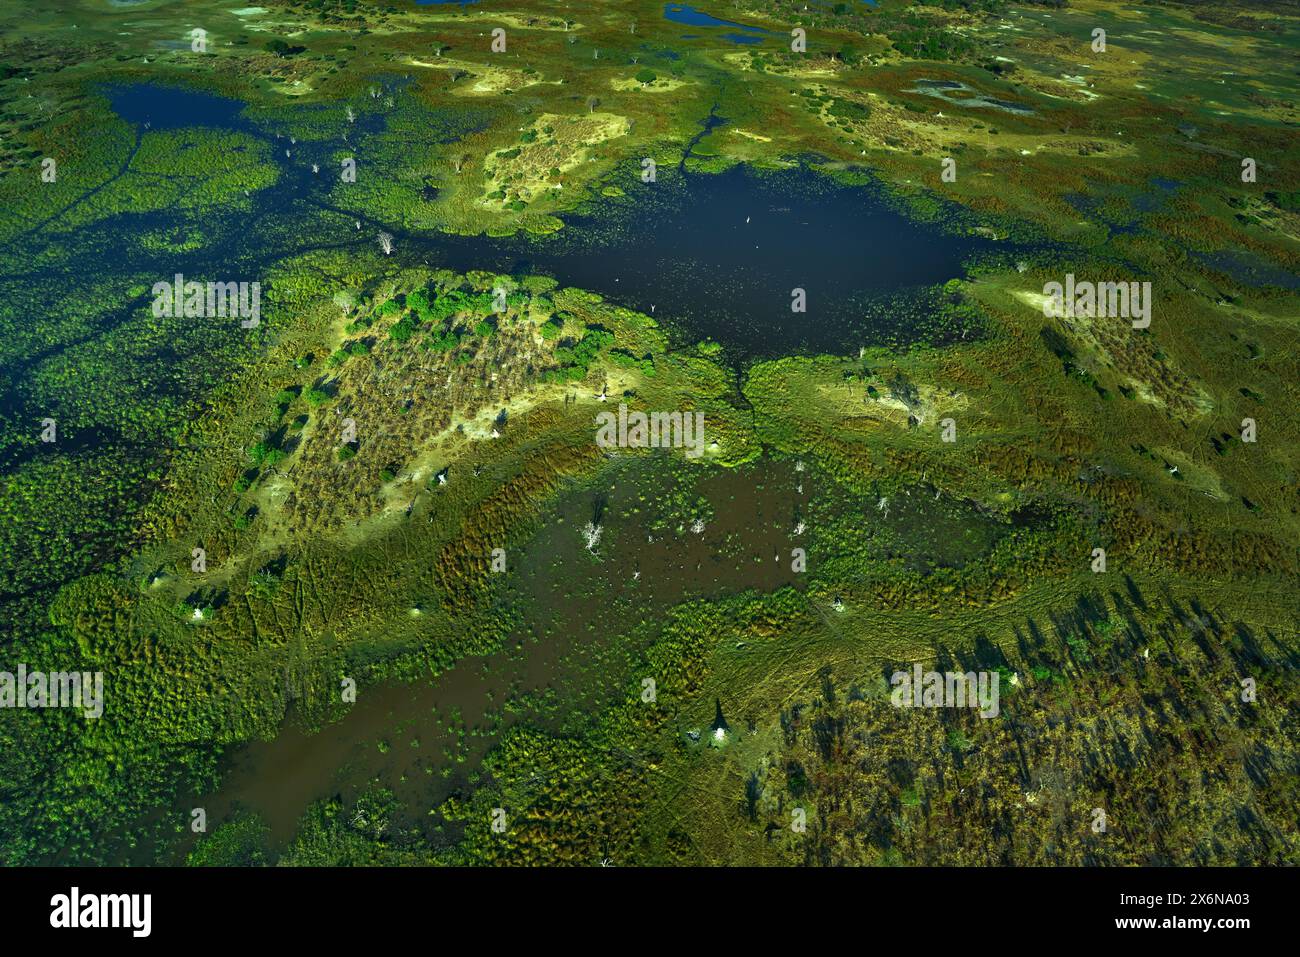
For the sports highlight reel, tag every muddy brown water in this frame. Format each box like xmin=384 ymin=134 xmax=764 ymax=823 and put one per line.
xmin=180 ymin=456 xmax=810 ymax=855
xmin=171 ymin=454 xmax=1007 ymax=859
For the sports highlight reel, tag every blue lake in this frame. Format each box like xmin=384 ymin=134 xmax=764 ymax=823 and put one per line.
xmin=512 ymin=161 xmax=1000 ymax=357
xmin=11 ymin=83 xmax=1008 ymax=380
xmin=108 ymin=83 xmax=250 ymax=130
xmin=664 ymin=4 xmax=772 ymax=43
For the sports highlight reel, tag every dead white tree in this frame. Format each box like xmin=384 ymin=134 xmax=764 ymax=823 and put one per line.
xmin=377 ymin=232 xmax=394 ymax=255
xmin=333 ymin=290 xmax=357 ymax=316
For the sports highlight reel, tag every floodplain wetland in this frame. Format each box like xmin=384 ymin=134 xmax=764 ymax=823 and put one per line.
xmin=0 ymin=0 xmax=1296 ymax=867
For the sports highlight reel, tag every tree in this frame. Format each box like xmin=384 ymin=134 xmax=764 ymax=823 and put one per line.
xmin=586 ymin=95 xmax=600 ymax=113
xmin=333 ymin=290 xmax=357 ymax=316
xmin=264 ymin=39 xmax=304 ymax=57
xmin=378 ymin=232 xmax=394 ymax=255
xmin=389 ymin=315 xmax=418 ymax=342
xmin=635 ymin=68 xmax=656 ymax=87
